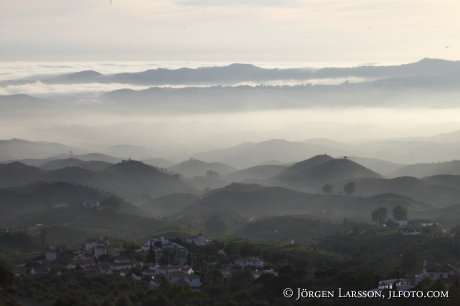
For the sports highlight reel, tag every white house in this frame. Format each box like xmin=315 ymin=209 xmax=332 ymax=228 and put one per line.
xmin=31 ymin=267 xmax=50 ymax=276
xmin=82 ymin=263 xmax=114 ymax=277
xmin=416 ymin=262 xmax=458 ymax=282
xmin=46 ymin=249 xmax=58 ymax=262
xmin=151 ymin=271 xmax=200 ymax=287
xmin=376 ymin=261 xmax=460 ymax=291
xmin=148 ymin=236 xmax=169 ymax=247
xmin=93 ymin=244 xmax=121 ymax=259
xmin=185 ymin=233 xmax=209 ymax=246
xmin=235 ymin=256 xmax=264 ymax=268
xmin=143 ymin=263 xmax=181 ymax=275
xmin=83 ymin=201 xmax=99 ymax=209
xmin=395 ymin=220 xmax=408 ymax=228
xmin=85 ymin=238 xmax=104 ymax=251
xmin=400 ymin=229 xmax=421 ymax=235
xmin=252 ymin=269 xmax=278 ymax=279
xmin=219 ymin=268 xmax=233 ymax=281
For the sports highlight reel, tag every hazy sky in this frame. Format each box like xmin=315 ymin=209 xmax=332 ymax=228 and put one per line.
xmin=1 ymin=0 xmax=459 ymax=63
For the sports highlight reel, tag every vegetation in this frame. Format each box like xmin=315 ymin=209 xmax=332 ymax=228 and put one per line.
xmin=371 ymin=207 xmax=388 ymax=227
xmin=322 ymin=184 xmax=333 ymax=194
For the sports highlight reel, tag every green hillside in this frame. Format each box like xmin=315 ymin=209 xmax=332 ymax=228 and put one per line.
xmin=0 ymin=160 xmax=199 ymax=202
xmin=196 ymin=183 xmax=432 ymax=220
xmin=272 ymin=156 xmax=381 ymax=188
xmin=324 ymin=176 xmax=460 ymax=208
xmin=0 ymin=162 xmax=48 ymax=188
xmin=140 ymin=192 xmax=200 ymax=217
xmin=275 ymin=154 xmax=334 ymax=179
xmin=232 ymin=215 xmax=376 ymax=243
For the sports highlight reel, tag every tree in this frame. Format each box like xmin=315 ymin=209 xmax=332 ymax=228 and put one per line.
xmin=322 ymin=184 xmax=333 ymax=194
xmin=206 ymin=170 xmax=220 ymax=179
xmin=186 ymin=252 xmax=192 ymax=265
xmin=371 ymin=207 xmax=388 ymax=227
xmin=44 ymin=197 xmax=52 ymax=208
xmin=400 ymin=249 xmax=422 ymax=273
xmin=0 ymin=256 xmax=15 ymax=289
xmin=392 ymin=205 xmax=408 ymax=221
xmin=145 ymin=245 xmax=156 ymax=263
xmin=40 ymin=228 xmax=48 ymax=246
xmin=205 ymin=215 xmax=227 ymax=236
xmin=344 ymin=182 xmax=355 ymax=195
xmin=230 ymin=268 xmax=254 ymax=293
xmin=100 ymin=195 xmax=123 ymax=212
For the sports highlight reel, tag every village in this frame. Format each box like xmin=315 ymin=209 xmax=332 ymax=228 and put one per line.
xmin=27 ymin=233 xmax=278 ymax=290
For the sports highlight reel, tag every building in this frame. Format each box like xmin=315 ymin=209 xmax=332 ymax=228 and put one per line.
xmin=94 ymin=244 xmax=121 ymax=259
xmin=235 ymin=256 xmax=264 ymax=268
xmin=185 ymin=233 xmax=210 ymax=246
xmin=46 ymin=249 xmax=58 ymax=262
xmin=377 ymin=261 xmax=460 ymax=291
xmin=150 ymin=271 xmax=201 ymax=288
xmin=85 ymin=238 xmax=104 ymax=251
xmin=85 ymin=238 xmax=121 ymax=259
xmin=82 ymin=264 xmax=113 ymax=277
xmin=395 ymin=220 xmax=408 ymax=228
xmin=143 ymin=263 xmax=181 ymax=276
xmin=107 ymin=257 xmax=142 ymax=271
xmin=30 ymin=266 xmax=50 ymax=276
xmin=83 ymin=201 xmax=100 ymax=209
xmin=400 ymin=229 xmax=421 ymax=235
xmin=46 ymin=246 xmax=61 ymax=262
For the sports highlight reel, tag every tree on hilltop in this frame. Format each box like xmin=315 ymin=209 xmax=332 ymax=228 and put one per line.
xmin=344 ymin=182 xmax=355 ymax=195
xmin=322 ymin=184 xmax=333 ymax=194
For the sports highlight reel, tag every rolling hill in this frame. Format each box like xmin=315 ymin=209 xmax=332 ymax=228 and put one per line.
xmin=194 ymin=183 xmax=431 ymax=219
xmin=168 ymin=158 xmax=237 ymax=177
xmin=346 ymin=156 xmax=404 ymax=175
xmin=142 ymin=157 xmax=176 ymax=169
xmin=223 ymin=165 xmax=289 ymax=183
xmin=0 ymin=162 xmax=48 ymax=188
xmin=0 ymin=160 xmax=198 ymax=202
xmin=39 ymin=158 xmax=113 ymax=171
xmin=0 ymin=181 xmax=111 ymax=227
xmin=389 ymin=160 xmax=460 ymax=178
xmin=140 ymin=193 xmax=200 ymax=218
xmin=275 ymin=154 xmax=334 ymax=179
xmin=324 ymin=176 xmax=460 ymax=209
xmin=175 ymin=139 xmax=346 ymax=169
xmin=422 ymin=175 xmax=460 ymax=189
xmin=272 ymin=156 xmax=381 ymax=188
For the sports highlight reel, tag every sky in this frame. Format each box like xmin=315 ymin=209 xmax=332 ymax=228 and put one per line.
xmin=1 ymin=0 xmax=459 ymax=63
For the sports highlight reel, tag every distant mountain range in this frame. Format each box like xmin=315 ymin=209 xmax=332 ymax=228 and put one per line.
xmin=2 ymin=58 xmax=459 ymax=86
xmin=0 ymin=139 xmax=88 ymax=161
